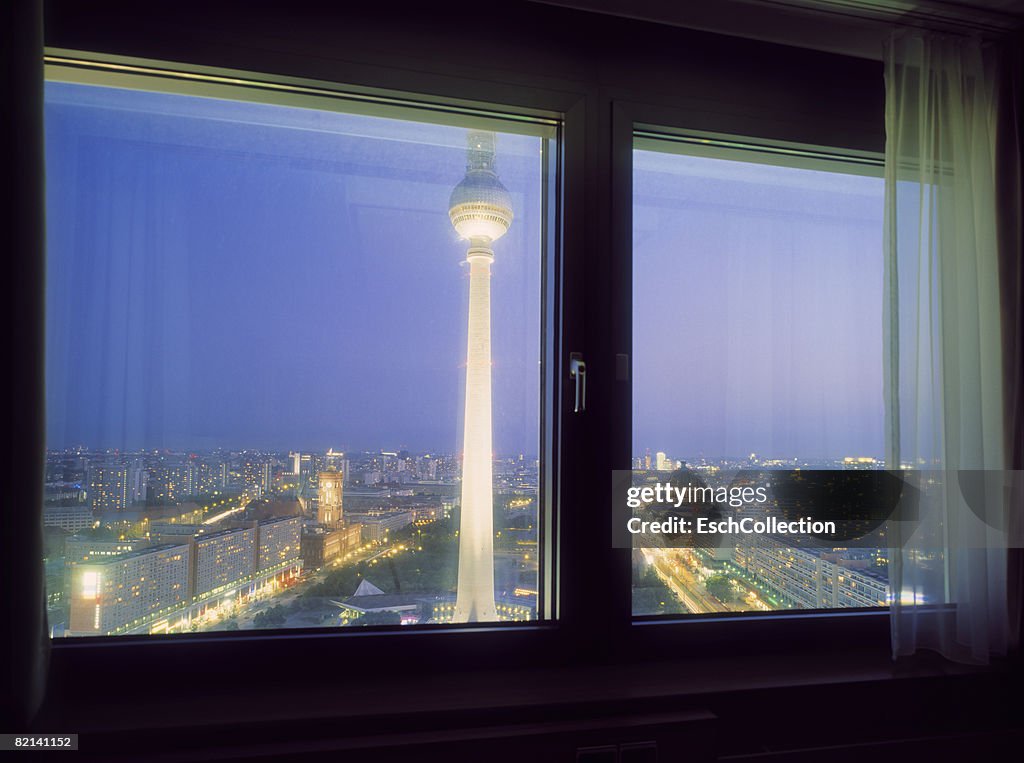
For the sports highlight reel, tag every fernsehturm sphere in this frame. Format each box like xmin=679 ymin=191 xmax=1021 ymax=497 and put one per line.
xmin=450 ymin=131 xmax=513 ymax=623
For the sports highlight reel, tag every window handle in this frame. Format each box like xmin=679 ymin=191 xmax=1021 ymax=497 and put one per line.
xmin=569 ymin=352 xmax=587 ymax=413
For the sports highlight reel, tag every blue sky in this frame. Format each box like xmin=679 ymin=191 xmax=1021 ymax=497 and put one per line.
xmin=44 ymin=81 xmax=884 ymax=461
xmin=45 ymin=82 xmax=543 ymax=455
xmin=633 ymin=149 xmax=885 ymax=461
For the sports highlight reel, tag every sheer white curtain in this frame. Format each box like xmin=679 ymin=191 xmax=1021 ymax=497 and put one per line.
xmin=883 ymin=31 xmax=1014 ymax=663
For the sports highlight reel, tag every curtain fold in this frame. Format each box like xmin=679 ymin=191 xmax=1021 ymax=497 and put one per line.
xmin=995 ymin=41 xmax=1024 ymax=660
xmin=883 ymin=31 xmax=1018 ymax=664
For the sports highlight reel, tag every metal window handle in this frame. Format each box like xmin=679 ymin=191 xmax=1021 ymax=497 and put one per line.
xmin=569 ymin=353 xmax=586 ymax=413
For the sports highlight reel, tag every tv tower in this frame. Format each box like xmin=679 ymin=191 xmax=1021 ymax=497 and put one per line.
xmin=450 ymin=131 xmax=513 ymax=623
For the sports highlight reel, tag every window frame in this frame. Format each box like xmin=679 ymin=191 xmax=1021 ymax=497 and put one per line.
xmin=606 ymin=99 xmax=893 ymax=659
xmin=36 ymin=13 xmax=909 ymax=695
xmin=42 ymin=48 xmax=592 ymax=679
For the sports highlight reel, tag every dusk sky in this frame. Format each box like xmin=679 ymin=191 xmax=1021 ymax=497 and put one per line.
xmin=45 ymin=81 xmax=885 ymax=461
xmin=44 ymin=82 xmax=544 ymax=455
xmin=633 ymin=149 xmax=885 ymax=461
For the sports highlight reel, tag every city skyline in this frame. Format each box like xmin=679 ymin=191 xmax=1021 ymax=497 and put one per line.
xmin=45 ymin=442 xmax=879 ymax=466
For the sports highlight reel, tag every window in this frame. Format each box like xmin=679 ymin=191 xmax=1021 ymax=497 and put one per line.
xmin=630 ymin=132 xmax=888 ymax=617
xmin=43 ymin=59 xmax=557 ymax=637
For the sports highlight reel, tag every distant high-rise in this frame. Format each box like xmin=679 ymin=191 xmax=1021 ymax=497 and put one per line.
xmin=236 ymin=457 xmax=273 ymax=496
xmin=325 ymin=449 xmax=348 ymax=480
xmin=450 ymin=131 xmax=513 ymax=623
xmin=294 ymin=453 xmax=323 ymax=496
xmin=88 ymin=461 xmax=145 ymax=513
xmin=145 ymin=460 xmax=195 ymax=504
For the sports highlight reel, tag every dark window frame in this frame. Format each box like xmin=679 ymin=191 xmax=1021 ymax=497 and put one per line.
xmin=34 ymin=1 xmax=926 ymax=709
xmin=603 ymin=98 xmax=894 ymax=659
xmin=42 ymin=49 xmax=589 ymax=679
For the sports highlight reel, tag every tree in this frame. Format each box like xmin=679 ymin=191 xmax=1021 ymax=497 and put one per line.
xmin=705 ymin=574 xmax=733 ymax=603
xmin=631 ymin=568 xmax=686 ymax=615
xmin=253 ymin=605 xmax=287 ymax=628
xmin=352 ymin=611 xmax=402 ymax=627
xmin=634 ymin=568 xmax=664 ymax=588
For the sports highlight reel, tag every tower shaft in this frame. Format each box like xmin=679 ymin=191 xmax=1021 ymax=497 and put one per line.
xmin=454 ymin=247 xmax=497 ymax=622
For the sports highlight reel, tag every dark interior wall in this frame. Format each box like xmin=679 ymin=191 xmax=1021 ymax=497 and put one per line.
xmin=42 ymin=0 xmax=885 ymax=152
xmin=35 ymin=3 xmax=1003 ymax=760
xmin=4 ymin=0 xmax=47 ymax=732
xmin=20 ymin=1 xmax=1024 ymax=760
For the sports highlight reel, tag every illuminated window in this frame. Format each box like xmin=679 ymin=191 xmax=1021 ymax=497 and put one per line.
xmin=80 ymin=570 xmax=100 ymax=598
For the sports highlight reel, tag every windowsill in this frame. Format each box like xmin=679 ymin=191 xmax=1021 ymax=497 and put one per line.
xmin=37 ymin=643 xmax=993 ymax=736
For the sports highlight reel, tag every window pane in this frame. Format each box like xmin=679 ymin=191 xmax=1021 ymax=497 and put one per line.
xmin=44 ymin=70 xmax=551 ymax=636
xmin=631 ymin=138 xmax=888 ymax=616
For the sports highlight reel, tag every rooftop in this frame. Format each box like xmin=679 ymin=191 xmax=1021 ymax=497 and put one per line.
xmin=75 ymin=542 xmax=189 ymax=566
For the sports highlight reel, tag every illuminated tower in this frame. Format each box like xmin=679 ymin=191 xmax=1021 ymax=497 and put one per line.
xmin=317 ymin=468 xmax=343 ymax=529
xmin=450 ymin=131 xmax=513 ymax=623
